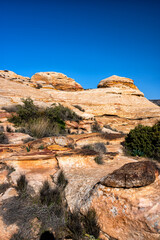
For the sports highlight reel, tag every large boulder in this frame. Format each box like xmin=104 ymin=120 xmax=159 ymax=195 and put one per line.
xmin=100 ymin=161 xmax=158 ymax=188
xmin=31 ymin=72 xmax=83 ymax=91
xmin=97 ymin=75 xmax=139 ymax=90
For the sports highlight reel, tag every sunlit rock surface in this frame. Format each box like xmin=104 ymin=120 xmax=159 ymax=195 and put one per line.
xmin=0 ymin=71 xmax=160 ymax=239
xmin=31 ymin=71 xmax=83 ymax=91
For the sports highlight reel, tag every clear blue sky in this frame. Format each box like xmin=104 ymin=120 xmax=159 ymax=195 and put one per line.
xmin=1 ymin=0 xmax=160 ymax=99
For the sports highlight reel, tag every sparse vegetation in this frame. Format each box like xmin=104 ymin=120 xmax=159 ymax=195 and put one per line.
xmin=82 ymin=142 xmax=107 ymax=155
xmin=94 ymin=155 xmax=104 ymax=164
xmin=16 ymin=174 xmax=28 ymax=193
xmin=67 ymin=209 xmax=100 ymax=240
xmin=8 ymin=98 xmax=82 ymax=138
xmin=124 ymin=122 xmax=160 ymax=161
xmin=82 ymin=143 xmax=106 ymax=164
xmin=57 ymin=170 xmax=68 ymax=189
xmin=6 ymin=125 xmax=12 ymax=132
xmin=2 ymin=171 xmax=100 ymax=240
xmin=91 ymin=121 xmax=102 ymax=133
xmin=0 ymin=132 xmax=8 ymax=144
xmin=40 ymin=180 xmax=62 ymax=206
xmin=38 ymin=144 xmax=45 ymax=150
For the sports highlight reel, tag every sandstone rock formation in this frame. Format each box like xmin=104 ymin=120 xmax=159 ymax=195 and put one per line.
xmin=0 ymin=71 xmax=160 ymax=239
xmin=0 ymin=71 xmax=160 ymax=133
xmin=31 ymin=72 xmax=83 ymax=91
xmin=97 ymin=75 xmax=139 ymax=90
xmin=0 ymin=70 xmax=30 ymax=83
xmin=100 ymin=161 xmax=158 ymax=188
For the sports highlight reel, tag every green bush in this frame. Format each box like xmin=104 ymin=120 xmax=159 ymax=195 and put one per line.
xmin=82 ymin=142 xmax=107 ymax=155
xmin=124 ymin=122 xmax=160 ymax=161
xmin=8 ymin=98 xmax=81 ymax=138
xmin=39 ymin=181 xmax=62 ymax=206
xmin=16 ymin=175 xmax=28 ymax=193
xmin=0 ymin=132 xmax=8 ymax=144
xmin=94 ymin=155 xmax=104 ymax=164
xmin=91 ymin=121 xmax=101 ymax=133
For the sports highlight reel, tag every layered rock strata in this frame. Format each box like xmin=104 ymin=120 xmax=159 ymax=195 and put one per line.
xmin=31 ymin=72 xmax=83 ymax=91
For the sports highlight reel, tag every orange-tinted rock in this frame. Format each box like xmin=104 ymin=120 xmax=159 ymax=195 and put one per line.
xmin=90 ymin=176 xmax=160 ymax=240
xmin=97 ymin=75 xmax=138 ymax=90
xmin=31 ymin=72 xmax=83 ymax=91
xmin=0 ymin=70 xmax=30 ymax=82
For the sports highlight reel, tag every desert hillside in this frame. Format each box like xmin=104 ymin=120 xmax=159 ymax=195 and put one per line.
xmin=0 ymin=70 xmax=160 ymax=240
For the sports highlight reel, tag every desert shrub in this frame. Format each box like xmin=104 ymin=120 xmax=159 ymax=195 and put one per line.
xmin=8 ymin=98 xmax=81 ymax=138
xmin=45 ymin=104 xmax=81 ymax=123
xmin=3 ymin=173 xmax=100 ymax=240
xmin=39 ymin=181 xmax=62 ymax=206
xmin=93 ymin=142 xmax=107 ymax=154
xmin=16 ymin=175 xmax=28 ymax=193
xmin=94 ymin=155 xmax=104 ymax=164
xmin=124 ymin=122 xmax=160 ymax=161
xmin=6 ymin=125 xmax=12 ymax=132
xmin=67 ymin=209 xmax=100 ymax=240
xmin=0 ymin=125 xmax=4 ymax=132
xmin=91 ymin=121 xmax=101 ymax=133
xmin=25 ymin=117 xmax=63 ymax=138
xmin=8 ymin=98 xmax=39 ymax=126
xmin=82 ymin=142 xmax=107 ymax=155
xmin=57 ymin=171 xmax=68 ymax=189
xmin=0 ymin=132 xmax=8 ymax=144
xmin=38 ymin=145 xmax=45 ymax=150
xmin=74 ymin=105 xmax=85 ymax=112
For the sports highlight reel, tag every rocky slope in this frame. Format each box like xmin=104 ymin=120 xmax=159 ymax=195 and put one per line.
xmin=0 ymin=71 xmax=160 ymax=133
xmin=0 ymin=70 xmax=160 ymax=240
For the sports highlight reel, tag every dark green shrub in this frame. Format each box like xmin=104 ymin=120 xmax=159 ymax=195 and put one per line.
xmin=67 ymin=209 xmax=100 ymax=240
xmin=8 ymin=98 xmax=81 ymax=138
xmin=124 ymin=122 xmax=160 ymax=161
xmin=9 ymin=98 xmax=39 ymax=126
xmin=16 ymin=175 xmax=28 ymax=193
xmin=91 ymin=121 xmax=101 ymax=133
xmin=57 ymin=171 xmax=68 ymax=189
xmin=94 ymin=155 xmax=104 ymax=164
xmin=45 ymin=104 xmax=81 ymax=123
xmin=82 ymin=143 xmax=107 ymax=155
xmin=0 ymin=132 xmax=8 ymax=144
xmin=39 ymin=181 xmax=62 ymax=206
xmin=6 ymin=126 xmax=12 ymax=132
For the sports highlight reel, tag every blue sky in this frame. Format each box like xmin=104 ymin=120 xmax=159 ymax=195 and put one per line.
xmin=1 ymin=0 xmax=160 ymax=99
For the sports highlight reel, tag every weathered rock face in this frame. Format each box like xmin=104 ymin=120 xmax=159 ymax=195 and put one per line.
xmin=97 ymin=75 xmax=139 ymax=90
xmin=31 ymin=72 xmax=83 ymax=91
xmin=0 ymin=70 xmax=30 ymax=83
xmin=100 ymin=161 xmax=158 ymax=188
xmin=0 ymin=130 xmax=160 ymax=240
xmin=90 ymin=175 xmax=160 ymax=240
xmin=0 ymin=72 xmax=160 ymax=133
xmin=0 ymin=70 xmax=160 ymax=239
